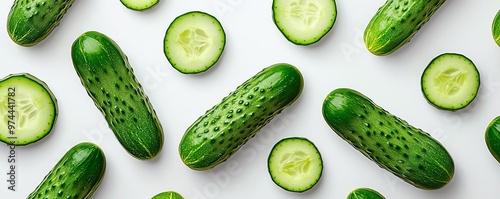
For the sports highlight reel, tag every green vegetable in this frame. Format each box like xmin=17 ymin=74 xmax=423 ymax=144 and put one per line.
xmin=268 ymin=137 xmax=323 ymax=192
xmin=27 ymin=142 xmax=106 ymax=199
xmin=364 ymin=0 xmax=446 ymax=55
xmin=179 ymin=63 xmax=304 ymax=170
xmin=164 ymin=11 xmax=226 ymax=74
xmin=151 ymin=191 xmax=184 ymax=199
xmin=7 ymin=0 xmax=76 ymax=46
xmin=121 ymin=0 xmax=160 ymax=11
xmin=0 ymin=73 xmax=58 ymax=146
xmin=322 ymin=88 xmax=454 ymax=190
xmin=71 ymin=31 xmax=164 ymax=160
xmin=486 ymin=116 xmax=500 ymax=163
xmin=347 ymin=188 xmax=385 ymax=199
xmin=272 ymin=0 xmax=337 ymax=45
xmin=493 ymin=10 xmax=500 ymax=46
xmin=421 ymin=53 xmax=480 ymax=110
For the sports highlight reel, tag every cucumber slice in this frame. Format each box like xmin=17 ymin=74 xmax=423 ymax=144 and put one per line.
xmin=120 ymin=0 xmax=159 ymax=11
xmin=163 ymin=11 xmax=226 ymax=74
xmin=0 ymin=73 xmax=58 ymax=145
xmin=151 ymin=191 xmax=184 ymax=199
xmin=493 ymin=10 xmax=500 ymax=46
xmin=347 ymin=188 xmax=386 ymax=199
xmin=485 ymin=116 xmax=500 ymax=163
xmin=421 ymin=53 xmax=480 ymax=110
xmin=268 ymin=137 xmax=323 ymax=192
xmin=272 ymin=0 xmax=337 ymax=45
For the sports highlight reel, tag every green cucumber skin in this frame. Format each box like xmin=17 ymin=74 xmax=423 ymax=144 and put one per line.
xmin=7 ymin=0 xmax=76 ymax=47
xmin=364 ymin=0 xmax=446 ymax=55
xmin=492 ymin=10 xmax=500 ymax=46
xmin=151 ymin=191 xmax=184 ymax=199
xmin=485 ymin=116 xmax=500 ymax=163
xmin=27 ymin=142 xmax=106 ymax=199
xmin=347 ymin=188 xmax=385 ymax=199
xmin=322 ymin=88 xmax=454 ymax=190
xmin=71 ymin=31 xmax=164 ymax=160
xmin=179 ymin=63 xmax=304 ymax=170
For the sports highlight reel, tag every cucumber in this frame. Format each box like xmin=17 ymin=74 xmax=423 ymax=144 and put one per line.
xmin=485 ymin=116 xmax=500 ymax=163
xmin=121 ymin=0 xmax=160 ymax=11
xmin=27 ymin=142 xmax=106 ymax=199
xmin=322 ymin=88 xmax=454 ymax=190
xmin=151 ymin=191 xmax=184 ymax=199
xmin=267 ymin=137 xmax=323 ymax=192
xmin=0 ymin=73 xmax=58 ymax=146
xmin=7 ymin=0 xmax=76 ymax=47
xmin=421 ymin=53 xmax=480 ymax=110
xmin=364 ymin=0 xmax=446 ymax=55
xmin=493 ymin=10 xmax=500 ymax=46
xmin=272 ymin=0 xmax=337 ymax=45
xmin=179 ymin=63 xmax=304 ymax=170
xmin=71 ymin=31 xmax=164 ymax=160
xmin=164 ymin=11 xmax=226 ymax=74
xmin=347 ymin=188 xmax=385 ymax=199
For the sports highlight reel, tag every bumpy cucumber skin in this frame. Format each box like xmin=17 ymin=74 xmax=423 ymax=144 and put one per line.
xmin=322 ymin=88 xmax=454 ymax=190
xmin=347 ymin=188 xmax=385 ymax=199
xmin=0 ymin=73 xmax=58 ymax=146
xmin=485 ymin=116 xmax=500 ymax=163
xmin=364 ymin=0 xmax=446 ymax=55
xmin=71 ymin=31 xmax=164 ymax=160
xmin=7 ymin=0 xmax=76 ymax=47
xmin=179 ymin=63 xmax=304 ymax=170
xmin=493 ymin=10 xmax=500 ymax=46
xmin=27 ymin=142 xmax=106 ymax=199
xmin=151 ymin=191 xmax=184 ymax=199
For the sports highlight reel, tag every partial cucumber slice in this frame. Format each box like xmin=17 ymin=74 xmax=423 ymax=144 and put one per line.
xmin=0 ymin=73 xmax=58 ymax=145
xmin=164 ymin=11 xmax=226 ymax=74
xmin=421 ymin=53 xmax=480 ymax=110
xmin=268 ymin=137 xmax=323 ymax=192
xmin=272 ymin=0 xmax=337 ymax=45
xmin=485 ymin=116 xmax=500 ymax=163
xmin=347 ymin=188 xmax=386 ymax=199
xmin=151 ymin=191 xmax=184 ymax=199
xmin=493 ymin=10 xmax=500 ymax=46
xmin=120 ymin=0 xmax=160 ymax=11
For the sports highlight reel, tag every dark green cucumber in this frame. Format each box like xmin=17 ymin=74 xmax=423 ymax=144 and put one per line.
xmin=364 ymin=0 xmax=446 ymax=55
xmin=179 ymin=63 xmax=304 ymax=170
xmin=71 ymin=31 xmax=164 ymax=160
xmin=485 ymin=116 xmax=500 ymax=163
xmin=493 ymin=10 xmax=500 ymax=46
xmin=27 ymin=142 xmax=106 ymax=199
xmin=347 ymin=188 xmax=385 ymax=199
xmin=322 ymin=88 xmax=454 ymax=190
xmin=151 ymin=191 xmax=184 ymax=199
xmin=7 ymin=0 xmax=76 ymax=47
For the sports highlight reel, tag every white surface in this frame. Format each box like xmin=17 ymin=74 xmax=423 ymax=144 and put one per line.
xmin=1 ymin=0 xmax=500 ymax=198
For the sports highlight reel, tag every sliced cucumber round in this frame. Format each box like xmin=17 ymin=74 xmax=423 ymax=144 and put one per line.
xmin=421 ymin=53 xmax=480 ymax=110
xmin=164 ymin=11 xmax=226 ymax=74
xmin=493 ymin=10 xmax=500 ymax=46
xmin=0 ymin=73 xmax=58 ymax=145
xmin=485 ymin=116 xmax=500 ymax=163
xmin=347 ymin=187 xmax=386 ymax=199
xmin=120 ymin=0 xmax=160 ymax=11
xmin=151 ymin=191 xmax=184 ymax=199
xmin=268 ymin=137 xmax=323 ymax=192
xmin=272 ymin=0 xmax=337 ymax=45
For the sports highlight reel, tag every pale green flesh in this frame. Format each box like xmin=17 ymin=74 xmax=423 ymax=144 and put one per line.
xmin=164 ymin=11 xmax=225 ymax=74
xmin=268 ymin=137 xmax=323 ymax=192
xmin=0 ymin=74 xmax=57 ymax=145
xmin=273 ymin=0 xmax=337 ymax=45
xmin=120 ymin=0 xmax=159 ymax=10
xmin=421 ymin=53 xmax=480 ymax=110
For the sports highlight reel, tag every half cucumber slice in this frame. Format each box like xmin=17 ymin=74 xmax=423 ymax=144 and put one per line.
xmin=0 ymin=73 xmax=58 ymax=145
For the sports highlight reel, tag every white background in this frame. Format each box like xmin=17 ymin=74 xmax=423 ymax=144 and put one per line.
xmin=1 ymin=0 xmax=500 ymax=198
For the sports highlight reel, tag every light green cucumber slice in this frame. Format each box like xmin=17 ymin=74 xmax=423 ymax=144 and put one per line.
xmin=120 ymin=0 xmax=160 ymax=11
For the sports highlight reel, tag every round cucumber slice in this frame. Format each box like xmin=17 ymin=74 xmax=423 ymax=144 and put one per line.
xmin=347 ymin=187 xmax=386 ymax=199
xmin=151 ymin=191 xmax=184 ymax=199
xmin=120 ymin=0 xmax=160 ymax=11
xmin=486 ymin=116 xmax=500 ymax=163
xmin=272 ymin=0 xmax=337 ymax=45
xmin=0 ymin=73 xmax=58 ymax=145
xmin=421 ymin=53 xmax=480 ymax=110
xmin=493 ymin=10 xmax=500 ymax=46
xmin=164 ymin=11 xmax=226 ymax=74
xmin=268 ymin=137 xmax=323 ymax=192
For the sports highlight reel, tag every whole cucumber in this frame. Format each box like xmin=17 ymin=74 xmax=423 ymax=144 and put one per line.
xmin=71 ymin=31 xmax=164 ymax=160
xmin=179 ymin=63 xmax=304 ymax=170
xmin=322 ymin=88 xmax=454 ymax=190
xmin=7 ymin=0 xmax=76 ymax=46
xmin=27 ymin=142 xmax=106 ymax=199
xmin=347 ymin=188 xmax=385 ymax=199
xmin=364 ymin=0 xmax=446 ymax=55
